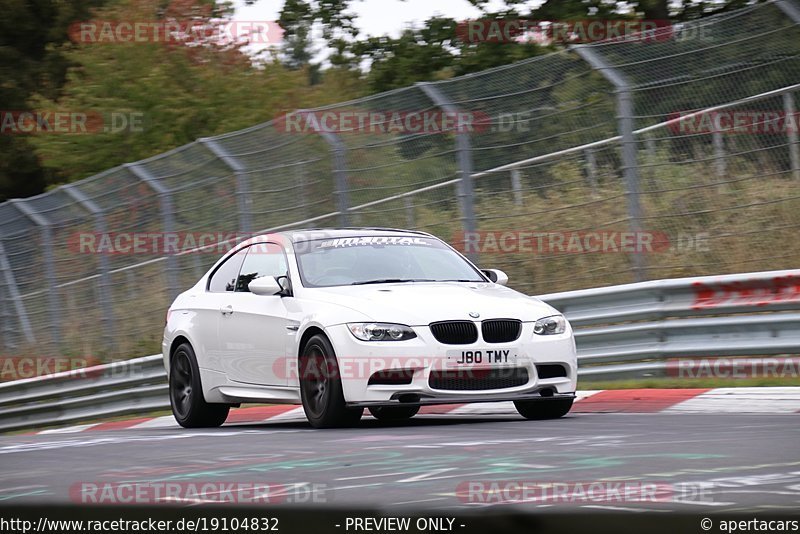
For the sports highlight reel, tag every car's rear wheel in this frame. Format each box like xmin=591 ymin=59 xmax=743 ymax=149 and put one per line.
xmin=368 ymin=405 xmax=420 ymax=421
xmin=169 ymin=342 xmax=230 ymax=428
xmin=514 ymin=398 xmax=573 ymax=420
xmin=299 ymin=334 xmax=363 ymax=428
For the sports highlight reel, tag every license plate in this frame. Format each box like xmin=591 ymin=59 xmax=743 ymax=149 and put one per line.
xmin=446 ymin=349 xmax=517 ymax=366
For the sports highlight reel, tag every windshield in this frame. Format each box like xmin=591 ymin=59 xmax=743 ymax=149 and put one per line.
xmin=294 ymin=235 xmax=485 ymax=288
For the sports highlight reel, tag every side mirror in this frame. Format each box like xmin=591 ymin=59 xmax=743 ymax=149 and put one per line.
xmin=482 ymin=269 xmax=509 ymax=286
xmin=248 ymin=276 xmax=283 ymax=296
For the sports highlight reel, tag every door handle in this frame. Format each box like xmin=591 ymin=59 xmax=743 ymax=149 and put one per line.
xmin=220 ymin=305 xmax=234 ymax=316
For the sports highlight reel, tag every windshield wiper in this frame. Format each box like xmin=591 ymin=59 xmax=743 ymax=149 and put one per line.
xmin=351 ymin=278 xmax=435 ymax=285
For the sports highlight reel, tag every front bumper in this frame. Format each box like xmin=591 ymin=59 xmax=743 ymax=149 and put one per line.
xmin=323 ymin=322 xmax=578 ymax=406
xmin=347 ymin=391 xmax=576 ymax=408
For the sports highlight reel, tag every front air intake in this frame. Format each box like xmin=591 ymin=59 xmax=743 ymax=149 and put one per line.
xmin=481 ymin=319 xmax=522 ymax=343
xmin=429 ymin=321 xmax=479 ymax=344
xmin=536 ymin=363 xmax=568 ymax=379
xmin=429 ymin=368 xmax=529 ymax=391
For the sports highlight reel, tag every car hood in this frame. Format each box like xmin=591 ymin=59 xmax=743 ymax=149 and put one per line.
xmin=304 ymin=282 xmax=559 ymax=325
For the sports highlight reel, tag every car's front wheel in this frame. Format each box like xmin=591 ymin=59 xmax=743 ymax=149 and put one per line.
xmin=514 ymin=398 xmax=573 ymax=420
xmin=368 ymin=405 xmax=420 ymax=421
xmin=299 ymin=334 xmax=363 ymax=428
xmin=169 ymin=342 xmax=230 ymax=428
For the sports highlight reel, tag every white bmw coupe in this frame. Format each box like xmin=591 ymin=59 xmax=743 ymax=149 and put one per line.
xmin=163 ymin=228 xmax=577 ymax=428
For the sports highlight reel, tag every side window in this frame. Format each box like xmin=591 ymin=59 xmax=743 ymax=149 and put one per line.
xmin=235 ymin=243 xmax=288 ymax=292
xmin=208 ymin=248 xmax=248 ymax=292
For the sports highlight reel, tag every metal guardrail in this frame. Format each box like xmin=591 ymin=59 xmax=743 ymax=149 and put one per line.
xmin=0 ymin=356 xmax=167 ymax=432
xmin=1 ymin=269 xmax=798 ymax=432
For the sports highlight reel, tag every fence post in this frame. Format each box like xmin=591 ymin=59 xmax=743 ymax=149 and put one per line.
xmin=0 ymin=282 xmax=8 ymax=350
xmin=198 ymin=138 xmax=252 ymax=234
xmin=510 ymin=168 xmax=524 ymax=206
xmin=295 ymin=110 xmax=350 ymax=226
xmin=775 ymin=0 xmax=800 ymax=24
xmin=712 ymin=129 xmax=726 ymax=179
xmin=322 ymin=132 xmax=350 ymax=227
xmin=573 ymin=45 xmax=646 ymax=282
xmin=644 ymin=134 xmax=657 ymax=189
xmin=784 ymin=92 xmax=800 ymax=180
xmin=584 ymin=149 xmax=599 ymax=198
xmin=776 ymin=0 xmax=800 ymax=179
xmin=404 ymin=196 xmax=415 ymax=228
xmin=417 ymin=82 xmax=478 ymax=263
xmin=61 ymin=184 xmax=117 ymax=352
xmin=296 ymin=164 xmax=309 ymax=219
xmin=9 ymin=200 xmax=61 ymax=348
xmin=125 ymin=163 xmax=180 ymax=300
xmin=0 ymin=241 xmax=35 ymax=348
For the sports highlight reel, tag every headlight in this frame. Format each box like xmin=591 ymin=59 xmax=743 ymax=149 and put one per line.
xmin=533 ymin=315 xmax=566 ymax=335
xmin=347 ymin=323 xmax=417 ymax=341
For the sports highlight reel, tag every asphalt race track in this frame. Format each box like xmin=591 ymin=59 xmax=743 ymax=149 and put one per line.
xmin=1 ymin=412 xmax=799 ymax=512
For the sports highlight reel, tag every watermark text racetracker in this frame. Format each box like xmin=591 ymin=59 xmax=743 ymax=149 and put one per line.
xmin=669 ymin=110 xmax=800 ymax=135
xmin=1 ymin=517 xmax=279 ymax=534
xmin=69 ymin=481 xmax=327 ymax=505
xmin=0 ymin=110 xmax=145 ymax=135
xmin=70 ymin=232 xmax=252 ymax=255
xmin=68 ymin=20 xmax=283 ymax=45
xmin=275 ymin=109 xmax=539 ymax=135
xmin=0 ymin=356 xmax=96 ymax=381
xmin=70 ymin=232 xmax=434 ymax=255
xmin=668 ymin=357 xmax=800 ymax=379
xmin=456 ymin=480 xmax=712 ymax=504
xmin=453 ymin=230 xmax=710 ymax=255
xmin=0 ymin=356 xmax=148 ymax=381
xmin=456 ymin=19 xmax=675 ymax=44
xmin=272 ymin=355 xmax=524 ymax=381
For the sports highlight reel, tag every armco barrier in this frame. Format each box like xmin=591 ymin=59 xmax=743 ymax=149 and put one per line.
xmin=0 ymin=269 xmax=798 ymax=432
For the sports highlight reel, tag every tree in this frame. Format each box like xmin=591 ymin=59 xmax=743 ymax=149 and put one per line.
xmin=27 ymin=0 xmax=364 ymax=185
xmin=0 ymin=0 xmax=107 ymax=201
xmin=277 ymin=0 xmax=764 ymax=95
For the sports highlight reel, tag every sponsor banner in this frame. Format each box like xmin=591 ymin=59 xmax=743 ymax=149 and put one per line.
xmin=691 ymin=275 xmax=800 ymax=309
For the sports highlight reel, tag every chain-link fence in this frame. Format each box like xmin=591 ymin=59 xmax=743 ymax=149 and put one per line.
xmin=1 ymin=0 xmax=799 ymax=359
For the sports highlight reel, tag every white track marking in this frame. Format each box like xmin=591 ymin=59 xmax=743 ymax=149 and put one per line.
xmin=129 ymin=415 xmax=179 ymax=429
xmin=448 ymin=402 xmax=517 ymax=416
xmin=575 ymin=390 xmax=604 ymax=401
xmin=665 ymin=387 xmax=800 ymax=414
xmin=335 ymin=472 xmax=409 ymax=481
xmin=39 ymin=423 xmax=101 ymax=434
xmin=391 ymin=497 xmax=449 ymax=506
xmin=447 ymin=391 xmax=604 ymax=417
xmin=260 ymin=407 xmax=307 ymax=423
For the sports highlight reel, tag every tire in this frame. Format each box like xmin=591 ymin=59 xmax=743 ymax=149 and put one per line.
xmin=169 ymin=342 xmax=230 ymax=428
xmin=514 ymin=398 xmax=573 ymax=420
xmin=299 ymin=334 xmax=363 ymax=428
xmin=368 ymin=405 xmax=420 ymax=421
